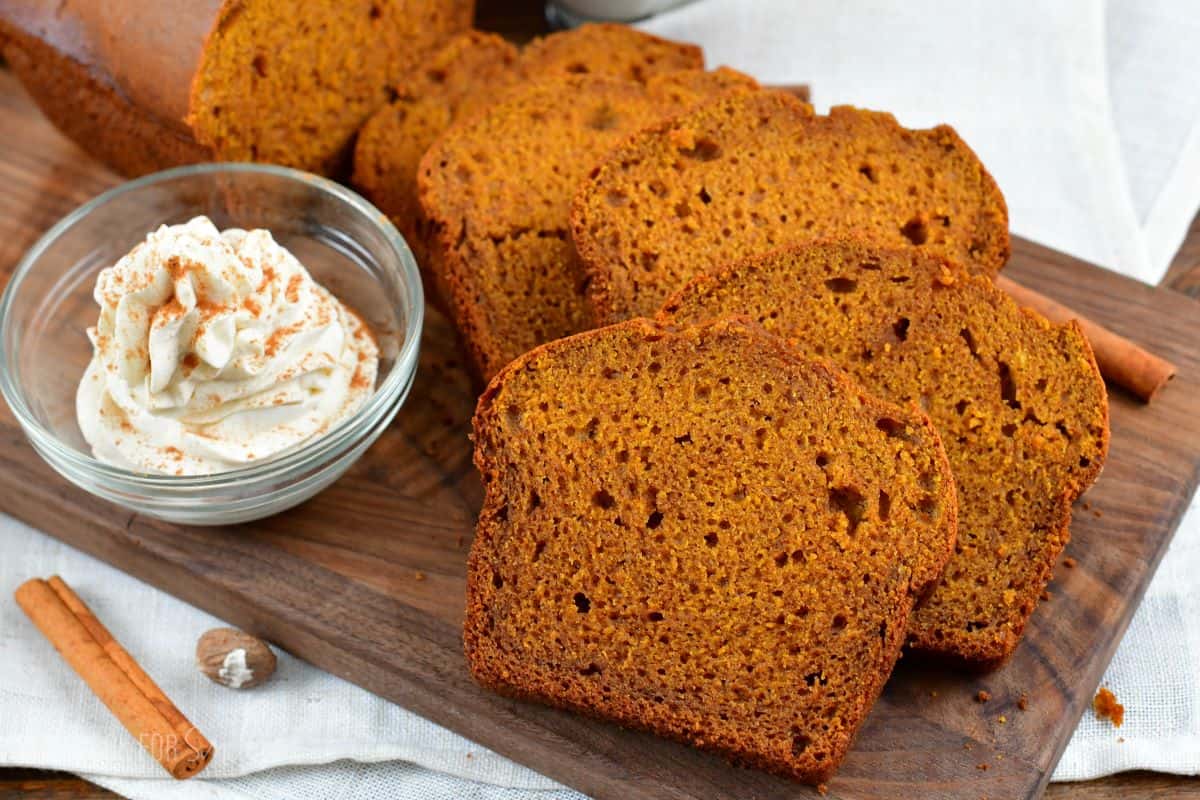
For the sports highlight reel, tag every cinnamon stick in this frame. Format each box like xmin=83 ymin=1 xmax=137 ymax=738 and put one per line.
xmin=996 ymin=275 xmax=1176 ymax=402
xmin=14 ymin=576 xmax=213 ymax=779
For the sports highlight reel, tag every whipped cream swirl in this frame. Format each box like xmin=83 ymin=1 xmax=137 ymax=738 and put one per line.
xmin=77 ymin=216 xmax=378 ymax=475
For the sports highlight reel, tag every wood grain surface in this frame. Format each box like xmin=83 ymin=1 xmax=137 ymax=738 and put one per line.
xmin=5 ymin=768 xmax=1199 ymax=800
xmin=2 ymin=44 xmax=1200 ymax=800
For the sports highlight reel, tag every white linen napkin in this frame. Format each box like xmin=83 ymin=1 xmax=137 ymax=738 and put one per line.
xmin=2 ymin=0 xmax=1199 ymax=796
xmin=1053 ymin=493 xmax=1200 ymax=780
xmin=0 ymin=515 xmax=580 ymax=798
xmin=1107 ymin=0 xmax=1200 ymax=279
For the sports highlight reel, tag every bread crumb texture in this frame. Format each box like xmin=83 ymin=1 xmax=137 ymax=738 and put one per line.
xmin=353 ymin=31 xmax=520 ymax=269
xmin=661 ymin=239 xmax=1108 ymax=665
xmin=190 ymin=0 xmax=473 ymax=175
xmin=466 ymin=317 xmax=956 ymax=783
xmin=418 ymin=69 xmax=757 ymax=380
xmin=1093 ymin=687 xmax=1124 ymax=728
xmin=572 ymin=90 xmax=1010 ymax=321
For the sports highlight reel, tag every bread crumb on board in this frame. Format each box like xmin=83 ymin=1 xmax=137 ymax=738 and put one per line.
xmin=976 ymin=690 xmax=991 ymax=703
xmin=1093 ymin=687 xmax=1125 ymax=727
xmin=1018 ymin=692 xmax=1029 ymax=711
xmin=1063 ymin=556 xmax=1077 ymax=568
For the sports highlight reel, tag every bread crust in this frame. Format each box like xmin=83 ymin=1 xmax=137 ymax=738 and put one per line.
xmin=466 ymin=316 xmax=957 ymax=783
xmin=0 ymin=10 xmax=213 ymax=176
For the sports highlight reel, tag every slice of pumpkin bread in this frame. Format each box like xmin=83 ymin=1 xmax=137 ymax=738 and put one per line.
xmin=466 ymin=316 xmax=957 ymax=783
xmin=417 ymin=69 xmax=757 ymax=381
xmin=660 ymin=239 xmax=1109 ymax=665
xmin=353 ymin=31 xmax=520 ymax=270
xmin=352 ymin=24 xmax=703 ymax=275
xmin=571 ymin=90 xmax=1010 ymax=322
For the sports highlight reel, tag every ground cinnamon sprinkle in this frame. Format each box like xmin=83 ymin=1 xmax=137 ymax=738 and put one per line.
xmin=164 ymin=254 xmax=204 ymax=283
xmin=264 ymin=321 xmax=304 ymax=357
xmin=258 ymin=265 xmax=277 ymax=291
xmin=286 ymin=273 xmax=304 ymax=303
xmin=344 ymin=306 xmax=378 ymax=347
xmin=195 ymin=298 xmax=231 ymax=320
xmin=1093 ymin=687 xmax=1124 ymax=727
xmin=155 ymin=296 xmax=187 ymax=324
xmin=182 ymin=353 xmax=199 ymax=370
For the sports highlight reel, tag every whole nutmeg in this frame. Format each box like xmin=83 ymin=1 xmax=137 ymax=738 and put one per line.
xmin=196 ymin=628 xmax=277 ymax=689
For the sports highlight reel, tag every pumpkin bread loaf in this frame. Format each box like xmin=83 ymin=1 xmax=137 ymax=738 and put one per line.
xmin=466 ymin=316 xmax=957 ymax=783
xmin=571 ymin=90 xmax=1010 ymax=322
xmin=0 ymin=0 xmax=474 ymax=177
xmin=417 ymin=68 xmax=758 ymax=381
xmin=353 ymin=24 xmax=703 ymax=276
xmin=661 ymin=239 xmax=1109 ymax=665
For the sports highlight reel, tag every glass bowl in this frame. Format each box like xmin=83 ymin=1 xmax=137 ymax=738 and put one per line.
xmin=0 ymin=163 xmax=423 ymax=525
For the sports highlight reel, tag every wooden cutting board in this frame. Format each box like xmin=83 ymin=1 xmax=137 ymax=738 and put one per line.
xmin=3 ymin=70 xmax=1200 ymax=800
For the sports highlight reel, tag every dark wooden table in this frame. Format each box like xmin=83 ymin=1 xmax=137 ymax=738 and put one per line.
xmin=3 ymin=1 xmax=1200 ymax=797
